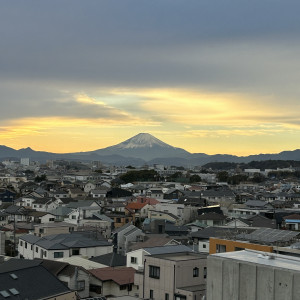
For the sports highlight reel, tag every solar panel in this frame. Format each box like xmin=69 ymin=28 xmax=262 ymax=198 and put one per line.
xmin=9 ymin=273 xmax=18 ymax=280
xmin=9 ymin=288 xmax=19 ymax=296
xmin=0 ymin=290 xmax=10 ymax=298
xmin=237 ymin=228 xmax=299 ymax=244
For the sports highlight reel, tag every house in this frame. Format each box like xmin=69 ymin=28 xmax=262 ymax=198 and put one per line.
xmin=89 ymin=267 xmax=138 ymax=298
xmin=283 ymin=214 xmax=300 ymax=230
xmin=37 ymin=259 xmax=90 ymax=299
xmin=0 ymin=189 xmax=16 ymax=203
xmin=26 ymin=211 xmax=56 ymax=224
xmin=197 ymin=212 xmax=227 ymax=226
xmin=147 ymin=209 xmax=179 ymax=224
xmin=135 ymin=252 xmax=207 ymax=300
xmin=128 ymin=233 xmax=181 ymax=252
xmin=126 ymin=202 xmax=148 ymax=218
xmin=4 ymin=205 xmax=29 ymax=222
xmin=190 ymin=226 xmax=255 ymax=254
xmin=0 ymin=259 xmax=76 ymax=299
xmin=163 ymin=188 xmax=184 ymax=201
xmin=18 ymin=232 xmax=113 ymax=260
xmin=201 ymin=188 xmax=236 ymax=206
xmin=146 ymin=188 xmax=164 ymax=200
xmin=33 ymin=222 xmax=77 ymax=237
xmin=90 ymin=188 xmax=108 ymax=198
xmin=113 ymin=224 xmax=144 ymax=254
xmin=31 ymin=197 xmax=57 ymax=212
xmin=126 ymin=244 xmax=193 ymax=271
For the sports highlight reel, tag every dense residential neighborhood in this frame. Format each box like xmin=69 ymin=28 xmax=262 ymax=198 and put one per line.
xmin=1 ymin=155 xmax=300 ymax=299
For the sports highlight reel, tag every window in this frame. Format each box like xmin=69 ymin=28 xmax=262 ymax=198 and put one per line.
xmin=77 ymin=280 xmax=85 ymax=291
xmin=193 ymin=267 xmax=199 ymax=277
xmin=204 ymin=267 xmax=207 ymax=279
xmin=131 ymin=256 xmax=137 ymax=264
xmin=20 ymin=241 xmax=23 ymax=247
xmin=216 ymin=244 xmax=226 ymax=253
xmin=54 ymin=252 xmax=64 ymax=258
xmin=72 ymin=249 xmax=80 ymax=255
xmin=35 ymin=247 xmax=38 ymax=253
xmin=150 ymin=290 xmax=154 ymax=299
xmin=71 ymin=215 xmax=76 ymax=219
xmin=203 ymin=244 xmax=206 ymax=248
xmin=165 ymin=293 xmax=169 ymax=300
xmin=119 ymin=285 xmax=127 ymax=290
xmin=90 ymin=285 xmax=101 ymax=294
xmin=149 ymin=265 xmax=160 ymax=279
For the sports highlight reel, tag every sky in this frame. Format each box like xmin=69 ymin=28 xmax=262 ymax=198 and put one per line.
xmin=1 ymin=0 xmax=300 ymax=156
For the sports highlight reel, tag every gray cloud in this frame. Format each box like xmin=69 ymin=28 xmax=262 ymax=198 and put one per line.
xmin=0 ymin=0 xmax=300 ymax=114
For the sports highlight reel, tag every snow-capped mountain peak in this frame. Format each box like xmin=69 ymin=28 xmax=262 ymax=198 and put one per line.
xmin=114 ymin=133 xmax=174 ymax=149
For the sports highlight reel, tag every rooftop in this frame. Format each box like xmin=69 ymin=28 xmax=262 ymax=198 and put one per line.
xmin=212 ymin=249 xmax=300 ymax=272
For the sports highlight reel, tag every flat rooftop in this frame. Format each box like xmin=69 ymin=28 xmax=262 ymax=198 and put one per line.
xmin=152 ymin=252 xmax=207 ymax=261
xmin=212 ymin=250 xmax=300 ymax=272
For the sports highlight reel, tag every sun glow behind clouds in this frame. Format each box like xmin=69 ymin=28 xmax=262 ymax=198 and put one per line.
xmin=1 ymin=87 xmax=300 ymax=155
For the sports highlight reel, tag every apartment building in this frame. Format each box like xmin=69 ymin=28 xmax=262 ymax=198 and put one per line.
xmin=135 ymin=252 xmax=207 ymax=300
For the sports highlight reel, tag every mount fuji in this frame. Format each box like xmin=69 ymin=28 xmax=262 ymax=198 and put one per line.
xmin=88 ymin=133 xmax=190 ymax=161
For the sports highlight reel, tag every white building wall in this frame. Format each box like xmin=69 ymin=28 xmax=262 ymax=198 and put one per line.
xmin=126 ymin=249 xmax=146 ymax=270
xmin=80 ymin=245 xmax=113 ymax=258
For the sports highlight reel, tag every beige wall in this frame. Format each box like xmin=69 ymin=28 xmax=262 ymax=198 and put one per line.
xmin=141 ymin=254 xmax=207 ymax=300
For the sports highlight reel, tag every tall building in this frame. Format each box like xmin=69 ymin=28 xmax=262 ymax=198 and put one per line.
xmin=20 ymin=157 xmax=30 ymax=166
xmin=207 ymin=249 xmax=300 ymax=300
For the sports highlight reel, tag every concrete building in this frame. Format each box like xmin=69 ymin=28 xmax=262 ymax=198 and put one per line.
xmin=135 ymin=252 xmax=207 ymax=300
xmin=33 ymin=222 xmax=77 ymax=237
xmin=207 ymin=250 xmax=300 ymax=300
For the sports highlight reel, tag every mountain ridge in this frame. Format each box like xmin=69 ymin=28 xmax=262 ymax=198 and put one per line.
xmin=0 ymin=133 xmax=300 ymax=166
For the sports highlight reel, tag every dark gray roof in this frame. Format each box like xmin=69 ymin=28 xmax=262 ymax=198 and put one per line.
xmin=0 ymin=262 xmax=71 ymax=300
xmin=20 ymin=232 xmax=112 ymax=250
xmin=198 ymin=212 xmax=227 ymax=221
xmin=89 ymin=252 xmax=126 ymax=267
xmin=143 ymin=244 xmax=192 ymax=255
xmin=92 ymin=213 xmax=114 ymax=223
xmin=245 ymin=200 xmax=272 ymax=208
xmin=19 ymin=234 xmax=41 ymax=244
xmin=50 ymin=206 xmax=73 ymax=216
xmin=113 ymin=222 xmax=132 ymax=234
xmin=66 ymin=200 xmax=98 ymax=208
xmin=202 ymin=189 xmax=235 ymax=197
xmin=123 ymin=227 xmax=141 ymax=237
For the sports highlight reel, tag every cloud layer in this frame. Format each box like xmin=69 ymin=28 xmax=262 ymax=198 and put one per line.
xmin=0 ymin=1 xmax=300 ymax=155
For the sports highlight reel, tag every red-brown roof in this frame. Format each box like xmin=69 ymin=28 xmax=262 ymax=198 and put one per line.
xmin=89 ymin=267 xmax=136 ymax=285
xmin=135 ymin=196 xmax=160 ymax=205
xmin=283 ymin=214 xmax=300 ymax=220
xmin=126 ymin=202 xmax=147 ymax=210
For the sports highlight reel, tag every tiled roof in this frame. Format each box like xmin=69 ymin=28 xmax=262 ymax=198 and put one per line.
xmin=89 ymin=267 xmax=136 ymax=285
xmin=126 ymin=202 xmax=147 ymax=210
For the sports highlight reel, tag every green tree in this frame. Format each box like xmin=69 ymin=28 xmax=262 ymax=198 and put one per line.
xmin=217 ymin=171 xmax=229 ymax=182
xmin=34 ymin=174 xmax=47 ymax=182
xmin=189 ymin=174 xmax=201 ymax=183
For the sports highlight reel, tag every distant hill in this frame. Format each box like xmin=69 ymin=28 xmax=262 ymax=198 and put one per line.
xmin=0 ymin=133 xmax=300 ymax=166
